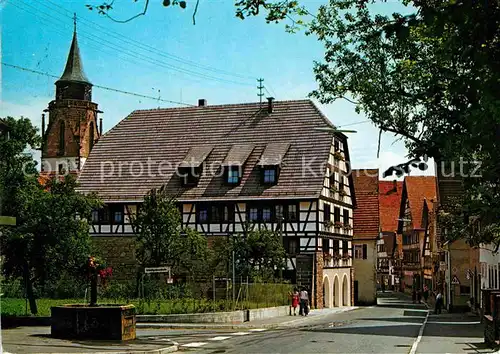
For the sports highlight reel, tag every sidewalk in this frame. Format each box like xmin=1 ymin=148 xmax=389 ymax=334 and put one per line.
xmin=137 ymin=306 xmax=358 ymax=329
xmin=1 ymin=306 xmax=358 ymax=353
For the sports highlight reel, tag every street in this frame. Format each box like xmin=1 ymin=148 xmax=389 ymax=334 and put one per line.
xmin=1 ymin=292 xmax=492 ymax=353
xmin=140 ymin=293 xmax=490 ymax=354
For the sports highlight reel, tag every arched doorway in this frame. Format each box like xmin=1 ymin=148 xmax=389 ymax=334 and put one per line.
xmin=323 ymin=276 xmax=331 ymax=308
xmin=333 ymin=276 xmax=340 ymax=307
xmin=342 ymin=275 xmax=349 ymax=306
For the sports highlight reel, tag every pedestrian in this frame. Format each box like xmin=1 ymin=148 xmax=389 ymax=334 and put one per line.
xmin=290 ymin=288 xmax=299 ymax=316
xmin=299 ymin=287 xmax=309 ymax=316
xmin=412 ymin=289 xmax=416 ymax=303
xmin=435 ymin=290 xmax=443 ymax=314
xmin=423 ymin=285 xmax=429 ymax=302
xmin=417 ymin=289 xmax=422 ymax=304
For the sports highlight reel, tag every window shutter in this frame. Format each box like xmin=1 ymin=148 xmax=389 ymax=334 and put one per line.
xmin=362 ymin=244 xmax=367 ymax=259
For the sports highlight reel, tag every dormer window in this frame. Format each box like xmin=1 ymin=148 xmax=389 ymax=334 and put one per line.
xmin=222 ymin=144 xmax=254 ymax=186
xmin=178 ymin=146 xmax=213 ymax=187
xmin=226 ymin=166 xmax=242 ymax=185
xmin=263 ymin=167 xmax=277 ymax=184
xmin=258 ymin=142 xmax=290 ymax=186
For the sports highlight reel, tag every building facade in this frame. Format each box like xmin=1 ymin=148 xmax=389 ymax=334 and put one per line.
xmin=397 ymin=176 xmax=437 ymax=294
xmin=378 ymin=181 xmax=403 ymax=290
xmin=75 ymin=96 xmax=357 ymax=308
xmin=351 ymin=169 xmax=379 ymax=305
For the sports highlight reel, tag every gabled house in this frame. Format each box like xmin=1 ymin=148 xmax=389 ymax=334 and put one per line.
xmin=397 ymin=176 xmax=437 ymax=293
xmin=378 ymin=180 xmax=403 ymax=290
xmin=351 ymin=169 xmax=379 ymax=305
xmin=76 ymin=97 xmax=357 ymax=309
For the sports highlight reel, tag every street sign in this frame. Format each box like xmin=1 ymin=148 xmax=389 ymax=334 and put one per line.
xmin=451 ymin=275 xmax=460 ymax=285
xmin=144 ymin=266 xmax=171 ymax=274
xmin=439 ymin=261 xmax=447 ymax=271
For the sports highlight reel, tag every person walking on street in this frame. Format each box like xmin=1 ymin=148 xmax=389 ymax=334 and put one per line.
xmin=299 ymin=287 xmax=309 ymax=316
xmin=423 ymin=285 xmax=429 ymax=303
xmin=290 ymin=288 xmax=299 ymax=316
xmin=417 ymin=289 xmax=422 ymax=304
xmin=435 ymin=291 xmax=443 ymax=314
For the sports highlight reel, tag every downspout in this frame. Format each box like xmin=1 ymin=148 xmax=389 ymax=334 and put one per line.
xmin=312 ymin=251 xmax=316 ymax=309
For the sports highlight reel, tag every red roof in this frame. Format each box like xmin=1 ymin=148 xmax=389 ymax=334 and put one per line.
xmin=379 ymin=180 xmax=403 ymax=233
xmin=404 ymin=176 xmax=437 ymax=229
xmin=352 ymin=169 xmax=379 ymax=239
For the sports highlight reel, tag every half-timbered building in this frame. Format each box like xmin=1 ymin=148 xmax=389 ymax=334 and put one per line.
xmin=76 ymin=97 xmax=357 ymax=308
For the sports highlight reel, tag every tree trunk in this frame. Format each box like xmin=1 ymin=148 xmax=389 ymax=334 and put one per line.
xmin=23 ymin=265 xmax=37 ymax=315
xmin=90 ymin=273 xmax=98 ymax=306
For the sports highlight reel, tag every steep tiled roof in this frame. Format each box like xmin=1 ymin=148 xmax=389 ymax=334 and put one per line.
xmin=404 ymin=176 xmax=437 ymax=229
xmin=379 ymin=180 xmax=403 ymax=233
xmin=77 ymin=100 xmax=350 ymax=202
xmin=352 ymin=169 xmax=379 ymax=239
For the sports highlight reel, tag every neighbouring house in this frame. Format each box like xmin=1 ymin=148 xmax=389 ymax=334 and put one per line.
xmin=45 ymin=29 xmax=358 ymax=308
xmin=435 ymin=161 xmax=480 ymax=312
xmin=378 ymin=180 xmax=403 ymax=291
xmin=351 ymin=169 xmax=379 ymax=305
xmin=397 ymin=176 xmax=437 ymax=294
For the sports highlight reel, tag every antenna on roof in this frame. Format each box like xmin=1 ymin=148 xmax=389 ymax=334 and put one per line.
xmin=257 ymin=78 xmax=264 ymax=107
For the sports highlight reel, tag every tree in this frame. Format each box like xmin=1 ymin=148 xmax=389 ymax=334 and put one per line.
xmin=88 ymin=0 xmax=310 ymax=28
xmin=0 ymin=117 xmax=101 ymax=314
xmin=232 ymin=229 xmax=286 ymax=282
xmin=306 ymin=0 xmax=500 ymax=246
xmin=132 ymin=186 xmax=211 ymax=275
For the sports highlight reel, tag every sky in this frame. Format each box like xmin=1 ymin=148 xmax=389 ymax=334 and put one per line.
xmin=0 ymin=0 xmax=435 ymax=179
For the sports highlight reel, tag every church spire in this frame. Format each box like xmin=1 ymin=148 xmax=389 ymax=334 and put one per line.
xmin=57 ymin=14 xmax=91 ymax=85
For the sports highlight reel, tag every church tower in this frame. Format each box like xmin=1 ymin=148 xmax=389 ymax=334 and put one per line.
xmin=41 ymin=22 xmax=101 ymax=175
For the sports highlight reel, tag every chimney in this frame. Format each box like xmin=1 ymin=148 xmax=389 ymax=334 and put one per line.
xmin=392 ymin=179 xmax=397 ymax=192
xmin=198 ymin=99 xmax=207 ymax=107
xmin=267 ymin=97 xmax=275 ymax=113
xmin=99 ymin=118 xmax=103 ymax=137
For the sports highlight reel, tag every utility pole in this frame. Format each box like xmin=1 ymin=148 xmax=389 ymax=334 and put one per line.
xmin=257 ymin=78 xmax=264 ymax=106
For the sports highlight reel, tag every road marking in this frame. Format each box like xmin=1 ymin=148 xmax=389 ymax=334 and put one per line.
xmin=209 ymin=336 xmax=232 ymax=341
xmin=427 ymin=321 xmax=480 ymax=325
xmin=248 ymin=328 xmax=267 ymax=332
xmin=409 ymin=311 xmax=429 ymax=354
xmin=182 ymin=342 xmax=208 ymax=347
xmin=230 ymin=332 xmax=251 ymax=335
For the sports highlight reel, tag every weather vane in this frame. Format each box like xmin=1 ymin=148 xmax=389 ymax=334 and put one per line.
xmin=73 ymin=13 xmax=77 ymax=33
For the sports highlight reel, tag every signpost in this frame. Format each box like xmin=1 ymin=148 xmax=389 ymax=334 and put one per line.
xmin=451 ymin=275 xmax=460 ymax=285
xmin=141 ymin=266 xmax=172 ymax=298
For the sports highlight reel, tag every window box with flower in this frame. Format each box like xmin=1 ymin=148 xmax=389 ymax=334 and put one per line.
xmin=342 ymin=252 xmax=351 ymax=260
xmin=324 ymin=220 xmax=334 ymax=228
xmin=343 ymin=223 xmax=352 ymax=231
xmin=338 ymin=189 xmax=347 ymax=197
xmin=323 ymin=252 xmax=333 ymax=262
xmin=334 ymin=221 xmax=344 ymax=229
xmin=333 ymin=151 xmax=344 ymax=161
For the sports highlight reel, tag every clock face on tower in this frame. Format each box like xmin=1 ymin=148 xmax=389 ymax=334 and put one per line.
xmin=84 ymin=86 xmax=92 ymax=101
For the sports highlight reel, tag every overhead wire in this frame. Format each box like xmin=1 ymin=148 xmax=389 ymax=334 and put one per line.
xmin=14 ymin=0 xmax=254 ymax=87
xmin=34 ymin=0 xmax=259 ymax=82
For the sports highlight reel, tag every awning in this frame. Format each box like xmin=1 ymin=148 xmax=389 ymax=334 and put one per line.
xmin=221 ymin=144 xmax=254 ymax=166
xmin=258 ymin=143 xmax=290 ymax=166
xmin=178 ymin=146 xmax=214 ymax=168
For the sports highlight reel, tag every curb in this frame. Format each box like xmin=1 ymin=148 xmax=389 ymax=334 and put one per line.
xmin=55 ymin=345 xmax=179 ymax=354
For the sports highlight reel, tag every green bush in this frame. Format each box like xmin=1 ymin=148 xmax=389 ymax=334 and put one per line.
xmin=0 ymin=277 xmax=24 ymax=298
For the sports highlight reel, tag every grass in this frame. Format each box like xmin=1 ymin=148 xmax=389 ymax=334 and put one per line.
xmin=0 ymin=297 xmax=289 ymax=317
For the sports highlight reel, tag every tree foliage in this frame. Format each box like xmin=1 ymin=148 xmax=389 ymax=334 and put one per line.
xmin=233 ymin=229 xmax=286 ymax=282
xmin=0 ymin=117 xmax=101 ymax=314
xmin=306 ymin=0 xmax=500 ymax=247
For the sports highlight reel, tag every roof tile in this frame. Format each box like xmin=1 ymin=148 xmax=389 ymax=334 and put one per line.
xmin=352 ymin=169 xmax=379 ymax=239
